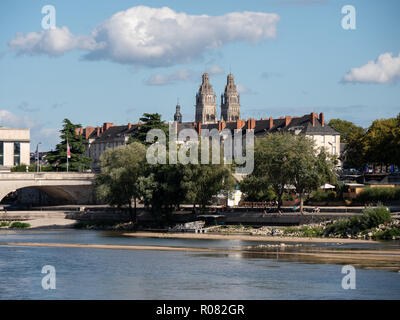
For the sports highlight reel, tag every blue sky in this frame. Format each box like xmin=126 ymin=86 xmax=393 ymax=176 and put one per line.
xmin=0 ymin=0 xmax=399 ymax=151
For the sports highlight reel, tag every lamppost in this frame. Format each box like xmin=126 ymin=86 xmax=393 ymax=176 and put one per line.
xmin=36 ymin=142 xmax=42 ymax=172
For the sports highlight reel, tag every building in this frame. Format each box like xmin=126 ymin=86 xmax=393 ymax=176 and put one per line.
xmin=221 ymin=73 xmax=240 ymax=122
xmin=0 ymin=127 xmax=30 ymax=171
xmin=174 ymin=112 xmax=341 ymax=161
xmin=76 ymin=122 xmax=139 ymax=169
xmin=195 ymin=73 xmax=218 ymax=124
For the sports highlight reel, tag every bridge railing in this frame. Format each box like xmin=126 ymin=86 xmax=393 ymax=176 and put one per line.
xmin=0 ymin=172 xmax=96 ymax=180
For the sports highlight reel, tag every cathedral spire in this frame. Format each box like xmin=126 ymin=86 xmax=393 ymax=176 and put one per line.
xmin=195 ymin=73 xmax=218 ymax=124
xmin=221 ymin=73 xmax=240 ymax=121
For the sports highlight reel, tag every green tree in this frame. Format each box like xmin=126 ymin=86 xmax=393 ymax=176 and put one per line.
xmin=328 ymin=119 xmax=363 ymax=144
xmin=288 ymin=136 xmax=336 ymax=212
xmin=250 ymin=134 xmax=295 ymax=210
xmin=183 ymin=163 xmax=235 ymax=212
xmin=96 ymin=142 xmax=147 ymax=224
xmin=134 ymin=113 xmax=168 ymax=145
xmin=139 ymin=161 xmax=188 ymax=222
xmin=47 ymin=119 xmax=91 ymax=171
xmin=328 ymin=119 xmax=366 ymax=169
xmin=245 ymin=133 xmax=335 ymax=211
xmin=239 ymin=175 xmax=274 ymax=202
xmin=363 ymin=117 xmax=398 ymax=167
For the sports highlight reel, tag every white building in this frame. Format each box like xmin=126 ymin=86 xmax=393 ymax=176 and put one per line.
xmin=0 ymin=127 xmax=30 ymax=171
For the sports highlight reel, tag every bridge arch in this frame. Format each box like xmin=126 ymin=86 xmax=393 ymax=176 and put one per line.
xmin=0 ymin=172 xmax=96 ymax=205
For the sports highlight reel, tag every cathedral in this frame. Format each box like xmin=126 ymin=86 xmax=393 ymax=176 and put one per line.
xmin=174 ymin=72 xmax=241 ymax=124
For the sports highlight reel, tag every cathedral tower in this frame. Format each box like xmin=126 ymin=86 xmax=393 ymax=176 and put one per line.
xmin=195 ymin=73 xmax=218 ymax=124
xmin=221 ymin=73 xmax=240 ymax=122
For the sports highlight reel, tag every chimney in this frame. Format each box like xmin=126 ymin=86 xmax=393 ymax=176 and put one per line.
xmin=85 ymin=126 xmax=95 ymax=139
xmin=96 ymin=126 xmax=100 ymax=137
xmin=128 ymin=123 xmax=132 ymax=130
xmin=269 ymin=117 xmax=273 ymax=129
xmin=236 ymin=119 xmax=245 ymax=130
xmin=75 ymin=128 xmax=80 ymax=135
xmin=247 ymin=118 xmax=256 ymax=130
xmin=319 ymin=112 xmax=325 ymax=127
xmin=103 ymin=122 xmax=113 ymax=132
xmin=310 ymin=112 xmax=316 ymax=127
xmin=285 ymin=116 xmax=292 ymax=127
xmin=218 ymin=120 xmax=226 ymax=131
xmin=196 ymin=123 xmax=201 ymax=135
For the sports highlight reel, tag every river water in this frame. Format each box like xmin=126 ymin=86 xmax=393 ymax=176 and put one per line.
xmin=0 ymin=229 xmax=399 ymax=299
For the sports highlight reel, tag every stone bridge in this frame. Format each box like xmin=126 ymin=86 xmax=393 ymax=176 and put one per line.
xmin=0 ymin=172 xmax=96 ymax=205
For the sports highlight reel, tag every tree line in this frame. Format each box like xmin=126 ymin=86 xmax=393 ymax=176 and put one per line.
xmin=328 ymin=113 xmax=400 ymax=170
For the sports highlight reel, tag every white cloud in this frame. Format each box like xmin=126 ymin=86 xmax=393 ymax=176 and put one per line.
xmin=0 ymin=109 xmax=59 ymax=151
xmin=9 ymin=6 xmax=279 ymax=67
xmin=145 ymin=68 xmax=194 ymax=85
xmin=343 ymin=52 xmax=400 ymax=84
xmin=9 ymin=26 xmax=99 ymax=57
xmin=237 ymin=84 xmax=257 ymax=95
xmin=206 ymin=65 xmax=225 ymax=75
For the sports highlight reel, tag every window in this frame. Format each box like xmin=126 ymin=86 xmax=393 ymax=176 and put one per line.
xmin=332 ymin=145 xmax=336 ymax=155
xmin=332 ymin=135 xmax=336 ymax=143
xmin=14 ymin=142 xmax=21 ymax=166
xmin=321 ymin=136 xmax=325 ymax=143
xmin=0 ymin=142 xmax=3 ymax=166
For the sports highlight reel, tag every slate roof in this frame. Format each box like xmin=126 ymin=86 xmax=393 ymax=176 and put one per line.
xmin=83 ymin=113 xmax=339 ymax=144
xmin=86 ymin=125 xmax=139 ymax=143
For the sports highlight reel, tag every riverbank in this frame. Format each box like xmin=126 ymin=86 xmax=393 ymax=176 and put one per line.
xmin=0 ymin=217 xmax=77 ymax=229
xmin=122 ymin=231 xmax=376 ymax=243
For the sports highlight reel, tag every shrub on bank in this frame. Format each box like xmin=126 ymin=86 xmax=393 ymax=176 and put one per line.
xmin=0 ymin=221 xmax=10 ymax=227
xmin=356 ymin=187 xmax=400 ymax=203
xmin=300 ymin=226 xmax=324 ymax=237
xmin=373 ymin=227 xmax=400 ymax=240
xmin=9 ymin=222 xmax=30 ymax=228
xmin=324 ymin=204 xmax=391 ymax=237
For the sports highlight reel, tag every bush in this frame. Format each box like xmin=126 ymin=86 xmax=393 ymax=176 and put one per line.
xmin=311 ymin=190 xmax=336 ymax=202
xmin=324 ymin=204 xmax=391 ymax=237
xmin=0 ymin=221 xmax=10 ymax=227
xmin=300 ymin=226 xmax=324 ymax=237
xmin=356 ymin=187 xmax=400 ymax=203
xmin=11 ymin=164 xmax=54 ymax=172
xmin=361 ymin=205 xmax=392 ymax=228
xmin=373 ymin=228 xmax=400 ymax=240
xmin=282 ymin=193 xmax=296 ymax=201
xmin=10 ymin=222 xmax=30 ymax=228
xmin=11 ymin=164 xmax=32 ymax=172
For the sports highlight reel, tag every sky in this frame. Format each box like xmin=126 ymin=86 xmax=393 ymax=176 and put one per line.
xmin=0 ymin=0 xmax=399 ymax=151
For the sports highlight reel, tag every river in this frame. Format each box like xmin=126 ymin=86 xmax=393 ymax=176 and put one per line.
xmin=0 ymin=229 xmax=399 ymax=299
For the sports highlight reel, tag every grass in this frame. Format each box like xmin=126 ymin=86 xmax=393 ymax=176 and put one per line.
xmin=9 ymin=222 xmax=30 ymax=229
